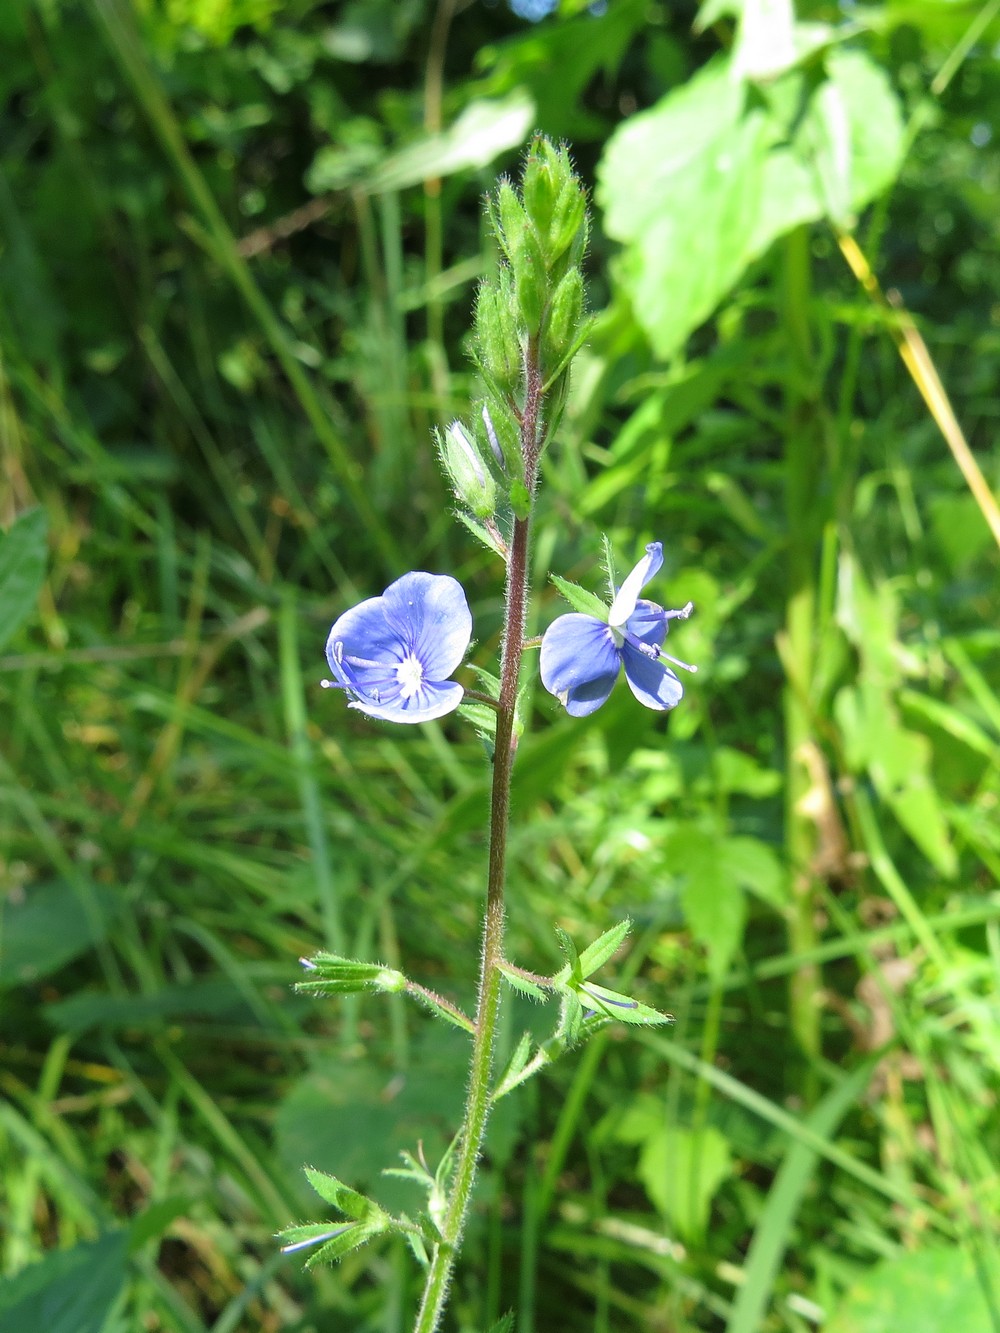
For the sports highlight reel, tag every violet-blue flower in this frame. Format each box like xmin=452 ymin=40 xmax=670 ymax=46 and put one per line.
xmin=539 ymin=542 xmax=696 ymax=717
xmin=323 ymin=571 xmax=472 ymax=724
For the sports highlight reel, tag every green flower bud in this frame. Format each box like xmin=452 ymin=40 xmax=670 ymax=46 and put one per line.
xmin=510 ymin=225 xmax=547 ymax=336
xmin=522 ymin=138 xmax=561 ymax=240
xmin=478 ymin=397 xmax=523 ymax=479
xmin=475 ymin=273 xmax=522 ymax=395
xmin=493 ymin=180 xmax=528 ymax=260
xmin=437 ymin=420 xmax=497 ymax=519
xmin=542 ymin=267 xmax=585 ymax=377
xmin=548 ymin=175 xmax=588 ymax=267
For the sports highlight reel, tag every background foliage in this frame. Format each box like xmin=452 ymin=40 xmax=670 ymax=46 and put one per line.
xmin=2 ymin=0 xmax=999 ymax=1330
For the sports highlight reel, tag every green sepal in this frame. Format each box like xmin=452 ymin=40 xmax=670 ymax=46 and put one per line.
xmin=542 ymin=267 xmax=585 ymax=372
xmin=497 ymin=960 xmax=549 ymax=1001
xmin=296 ymin=953 xmax=407 ymax=997
xmin=577 ymin=980 xmax=673 ymax=1028
xmin=577 ymin=918 xmax=632 ymax=977
xmin=454 ymin=510 xmax=507 ymax=560
xmin=480 ymin=396 xmax=524 ymax=479
xmin=301 ymin=1221 xmax=387 ymax=1269
xmin=522 ymin=137 xmax=561 ymax=239
xmin=550 ymin=573 xmax=608 ymax=620
xmin=475 ymin=275 xmax=522 ymax=395
xmin=436 ymin=421 xmax=496 ymax=519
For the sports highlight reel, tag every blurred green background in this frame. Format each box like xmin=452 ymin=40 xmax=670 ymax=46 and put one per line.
xmin=2 ymin=0 xmax=999 ymax=1330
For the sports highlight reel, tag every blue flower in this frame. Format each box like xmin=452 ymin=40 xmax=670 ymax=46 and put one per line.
xmin=539 ymin=542 xmax=695 ymax=717
xmin=324 ymin=572 xmax=472 ymax=724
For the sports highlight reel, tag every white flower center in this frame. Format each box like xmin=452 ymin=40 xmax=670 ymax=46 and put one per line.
xmin=395 ymin=652 xmax=425 ymax=699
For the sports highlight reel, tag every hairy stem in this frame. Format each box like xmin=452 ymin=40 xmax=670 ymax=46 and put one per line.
xmin=414 ymin=354 xmax=542 ymax=1327
xmin=414 ymin=515 xmax=530 ymax=1332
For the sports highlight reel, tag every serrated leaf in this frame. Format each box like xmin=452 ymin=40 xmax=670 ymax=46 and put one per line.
xmin=549 ymin=573 xmax=609 ymax=619
xmin=487 ymin=1315 xmax=516 ymax=1333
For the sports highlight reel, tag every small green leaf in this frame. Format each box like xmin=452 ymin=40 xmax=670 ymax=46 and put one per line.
xmin=550 ymin=573 xmax=608 ymax=620
xmin=487 ymin=1315 xmax=516 ymax=1333
xmin=553 ymin=926 xmax=581 ymax=979
xmin=493 ymin=1032 xmax=535 ymax=1102
xmin=303 ymin=1166 xmax=383 ymax=1221
xmin=405 ymin=984 xmax=476 ymax=1034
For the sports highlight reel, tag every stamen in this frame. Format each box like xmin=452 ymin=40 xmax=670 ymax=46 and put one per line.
xmin=661 ymin=650 xmax=697 ymax=674
xmin=665 ymin=601 xmax=694 ymax=621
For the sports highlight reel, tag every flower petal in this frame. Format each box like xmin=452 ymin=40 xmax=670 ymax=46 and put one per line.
xmin=621 ymin=641 xmax=684 ymax=711
xmin=624 ymin=597 xmax=668 ymax=651
xmin=609 ymin=542 xmax=663 ymax=627
xmin=326 ymin=596 xmax=402 ymax=696
xmin=380 ymin=572 xmax=472 ymax=679
xmin=540 ymin=614 xmax=621 ymax=716
xmin=349 ymin=679 xmax=465 ymax=724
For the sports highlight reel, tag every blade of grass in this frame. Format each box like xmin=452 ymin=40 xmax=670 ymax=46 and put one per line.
xmin=725 ymin=1057 xmax=876 ymax=1333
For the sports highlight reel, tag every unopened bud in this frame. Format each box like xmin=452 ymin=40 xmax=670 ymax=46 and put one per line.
xmin=438 ymin=421 xmax=496 ymax=519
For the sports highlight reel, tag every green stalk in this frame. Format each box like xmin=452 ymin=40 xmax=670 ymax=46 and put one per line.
xmin=414 ymin=349 xmax=543 ymax=1333
xmin=779 ymin=227 xmax=823 ymax=1095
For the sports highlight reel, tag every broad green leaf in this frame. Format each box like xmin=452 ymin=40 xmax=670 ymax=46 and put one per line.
xmin=0 ymin=881 xmax=124 ymax=990
xmin=367 ymin=93 xmax=534 ymax=194
xmin=826 ymin=1246 xmax=997 ymax=1333
xmin=275 ymin=1030 xmax=467 ymax=1213
xmin=731 ymin=0 xmax=797 ymax=81
xmin=613 ymin=1110 xmax=732 ymax=1243
xmin=668 ymin=826 xmax=752 ymax=978
xmin=549 ymin=573 xmax=608 ymax=620
xmin=0 ymin=1232 xmax=129 ymax=1333
xmin=0 ymin=508 xmax=48 ymax=652
xmin=599 ymin=60 xmax=765 ymax=359
xmin=598 ymin=48 xmax=904 ymax=357
xmin=719 ymin=837 xmax=786 ymax=907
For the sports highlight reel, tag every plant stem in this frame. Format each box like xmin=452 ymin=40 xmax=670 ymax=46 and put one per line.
xmin=413 ymin=513 xmax=533 ymax=1333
